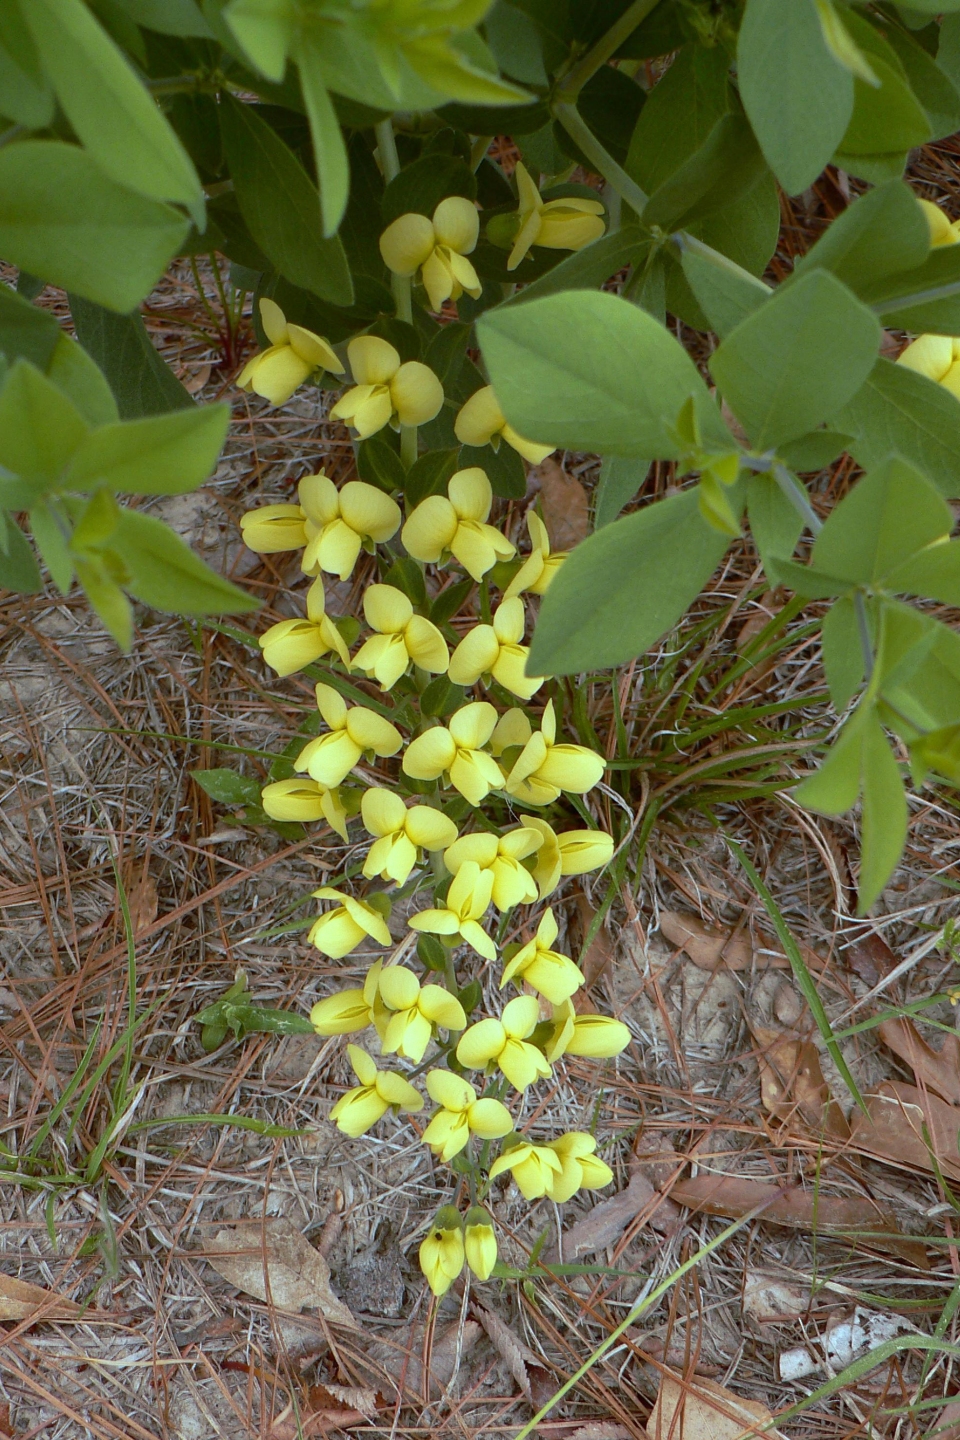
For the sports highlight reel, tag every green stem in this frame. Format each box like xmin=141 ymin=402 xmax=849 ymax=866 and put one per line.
xmin=400 ymin=423 xmax=418 ymax=469
xmin=555 ymin=0 xmax=662 ymax=102
xmin=671 ymin=230 xmax=773 ymax=297
xmin=374 ymin=118 xmax=415 ymax=323
xmin=772 ymin=461 xmax=823 ymax=536
xmin=553 ymin=101 xmax=649 ymax=216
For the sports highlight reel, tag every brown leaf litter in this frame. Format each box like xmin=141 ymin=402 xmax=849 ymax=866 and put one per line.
xmin=202 ymin=1217 xmax=357 ymax=1326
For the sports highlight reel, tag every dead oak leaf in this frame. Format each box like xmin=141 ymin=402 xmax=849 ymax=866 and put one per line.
xmin=851 ymin=1079 xmax=960 ymax=1181
xmin=534 ymin=458 xmax=589 ymax=551
xmin=203 ymin=1218 xmax=356 ymax=1327
xmin=660 ymin=909 xmax=824 ymax=974
xmin=752 ymin=1025 xmax=850 ymax=1138
xmin=877 ymin=1017 xmax=960 ymax=1106
xmin=647 ymin=1373 xmax=786 ymax=1440
xmin=0 ymin=1273 xmax=81 ymax=1322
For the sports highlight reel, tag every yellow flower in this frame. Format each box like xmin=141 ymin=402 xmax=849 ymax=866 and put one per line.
xmin=488 ymin=1138 xmax=562 ymax=1200
xmin=456 ymin=993 xmax=551 ymax=1091
xmin=544 ymin=1000 xmax=630 ymax=1063
xmin=310 ymin=963 xmax=382 ymax=1036
xmin=401 ymin=467 xmax=516 ymax=581
xmin=379 ymin=197 xmax=482 ymax=312
xmin=454 ymin=385 xmax=554 ymax=466
xmin=521 ymin=815 xmax=614 ymax=900
xmin=408 ymin=859 xmax=496 ymax=960
xmin=917 ymin=197 xmax=960 ymax=247
xmin=329 ymin=335 xmax=443 ymax=437
xmin=463 ymin=1207 xmax=497 ymax=1281
xmin=443 ymin=826 xmax=541 ymax=911
xmin=237 ymin=297 xmax=344 ymax=405
xmin=361 ymin=787 xmax=457 ymax=885
xmin=329 ymin=1044 xmax=423 ymax=1138
xmin=545 ymin=1131 xmax=614 ymax=1203
xmin=258 ymin=576 xmax=352 ymax=677
xmin=308 ymin=889 xmax=392 ymax=959
xmin=402 ymin=700 xmax=504 ymax=806
xmin=239 ymin=503 xmax=308 ymax=554
xmin=379 ymin=965 xmax=467 ymax=1063
xmin=506 ymin=163 xmax=605 ymax=271
xmin=352 ymin=583 xmax=449 ymax=691
xmin=299 ymin=473 xmax=402 ymax=580
xmin=503 ymin=700 xmax=605 ymax=806
xmin=421 ymin=1070 xmax=513 ymax=1161
xmin=448 ymin=596 xmax=545 ymax=700
xmin=419 ymin=1211 xmax=464 ymax=1297
xmin=897 ymin=334 xmax=960 ymax=399
xmin=260 ymin=776 xmax=349 ymax=841
xmin=295 ymin=683 xmax=402 ymax=789
xmin=500 ymin=906 xmax=584 ymax=1005
xmin=489 ymin=706 xmax=534 ymax=760
xmin=504 ymin=512 xmax=567 ymax=599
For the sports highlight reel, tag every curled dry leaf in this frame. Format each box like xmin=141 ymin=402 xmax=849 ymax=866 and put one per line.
xmin=646 ymin=1373 xmax=785 ymax=1440
xmin=742 ymin=1271 xmax=814 ymax=1329
xmin=269 ymin=1385 xmax=383 ymax=1440
xmin=534 ymin=457 xmax=590 ymax=551
xmin=671 ymin=1173 xmax=928 ymax=1268
xmin=659 ymin=910 xmax=825 ymax=974
xmin=851 ymin=1079 xmax=960 ymax=1181
xmin=752 ymin=1025 xmax=850 ymax=1138
xmin=473 ymin=1301 xmax=543 ymax=1402
xmin=203 ymin=1217 xmax=356 ymax=1326
xmin=0 ymin=1273 xmax=81 ymax=1322
xmin=877 ymin=1017 xmax=960 ymax=1106
xmin=843 ymin=929 xmax=897 ymax=987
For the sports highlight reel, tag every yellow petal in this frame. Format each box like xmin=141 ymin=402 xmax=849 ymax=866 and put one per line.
xmin=364 ymin=582 xmax=412 ymax=634
xmin=433 ymin=196 xmax=479 ymax=254
xmin=898 ymin=333 xmax=954 ymax=382
xmin=444 ymin=831 xmax=498 ymax=872
xmin=378 ymin=964 xmax=420 ymax=1011
xmin=514 ymin=161 xmax=543 ymax=215
xmin=404 ymin=615 xmax=449 ymax=673
xmin=261 ymin=776 xmax=331 ymax=821
xmin=538 ymin=744 xmax=605 ymax=794
xmin=403 ymin=725 xmax=458 ymax=780
xmin=500 ymin=421 xmax=555 ymax=465
xmin=259 ymin=618 xmax=330 ymax=676
xmin=344 ymin=707 xmax=403 ymax=756
xmin=557 ymin=829 xmax=614 ymax=875
xmin=460 ymin=918 xmax=497 ymax=960
xmin=301 ymin=730 xmax=361 ymax=788
xmin=565 ymin=1014 xmax=630 ymax=1057
xmin=299 ymin=473 xmax=340 ymax=526
xmin=536 ymin=209 xmax=605 ymax=252
xmin=419 ymin=985 xmax=467 ymax=1029
xmin=448 ymin=466 xmax=492 ymax=522
xmin=447 ymin=249 xmax=482 ymax=298
xmin=449 ymin=522 xmax=500 ymax=581
xmin=448 ymin=700 xmax=498 ymax=750
xmin=409 ymin=906 xmax=461 ymax=935
xmin=405 ymin=805 xmax=458 ymax=851
xmin=316 ymin=518 xmax=363 ymax=580
xmin=941 ymin=360 xmax=960 ymax=400
xmin=491 ymin=708 xmax=533 ymax=755
xmin=464 ymin=1221 xmax=497 ymax=1280
xmin=454 ymin=389 xmax=504 ymax=448
xmin=390 ymin=360 xmax=444 ymax=426
xmin=918 ymin=197 xmax=958 ymax=247
xmin=449 ymin=749 xmax=502 ymax=805
xmin=376 ymin=1070 xmax=424 ymax=1109
xmin=259 ymin=296 xmax=289 ymax=346
xmin=489 ymin=855 xmax=537 ymax=911
xmin=502 ymin=993 xmax=540 ymax=1038
xmin=309 ymin=988 xmax=370 ymax=1034
xmin=246 ymin=345 xmax=313 ymax=404
xmin=492 ymin=645 xmax=544 ymax=701
xmin=508 ymin=207 xmax=542 ymax=270
xmin=361 ymin=785 xmax=407 ymax=838
xmin=339 ymin=482 xmax=402 ymax=542
xmin=315 ymin=682 xmax=347 ymax=731
xmin=426 ymin=1069 xmax=475 ymax=1110
xmin=350 ymin=385 xmax=395 ymax=438
xmin=353 ymin=632 xmax=408 ymax=689
xmin=239 ymin=505 xmax=307 ymax=554
xmin=331 ymin=1086 xmax=389 ymax=1137
xmin=448 ymin=623 xmax=500 ymax=685
xmin=467 ymin=1097 xmax=512 ymax=1139
xmin=308 ymin=907 xmax=367 ymax=958
xmin=347 ymin=334 xmax=400 ymax=386
xmin=457 ymin=1017 xmax=506 ymax=1067
xmin=402 ymin=494 xmax=459 ymax=562
xmin=339 ymin=895 xmax=392 ymax=945
xmin=379 ymin=211 xmax=436 ymax=276
xmin=421 ymin=248 xmax=455 ymax=311
xmin=288 ymin=324 xmax=344 ymax=373
xmin=498 ymin=1037 xmax=548 ymax=1090
xmin=347 ymin=1044 xmax=378 ymax=1086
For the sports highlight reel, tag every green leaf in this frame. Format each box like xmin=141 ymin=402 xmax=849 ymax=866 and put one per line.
xmin=830 ymin=356 xmax=960 ymax=498
xmin=642 ymin=114 xmax=768 ymax=234
xmin=812 ymin=455 xmax=952 ymax=585
xmin=0 ymin=141 xmax=189 ymax=312
xmin=709 ymin=270 xmax=880 ymax=448
xmin=69 ymin=296 xmax=195 ymax=419
xmin=23 ymin=0 xmax=204 ymax=226
xmin=191 ymin=767 xmax=262 ymax=805
xmin=478 ymin=289 xmax=731 ymax=460
xmin=381 ymin=154 xmax=477 ymax=225
xmin=46 ymin=335 xmax=119 ymax=426
xmin=776 ymin=429 xmax=852 ymax=471
xmin=0 ymin=359 xmax=88 ymax=483
xmin=115 ymin=0 xmax=213 ymax=37
xmin=380 ymin=554 xmax=426 ymax=607
xmin=766 ymin=556 xmax=851 ymax=599
xmin=66 ymin=406 xmax=229 ymax=495
xmin=429 ymin=576 xmax=472 ymax=626
xmin=834 ymin=57 xmax=931 ymax=160
xmin=822 ymin=595 xmax=864 ymax=708
xmin=75 ymin=555 xmax=133 ymax=650
xmin=791 ymin=179 xmax=930 ymax=297
xmin=859 ymin=711 xmax=907 ymax=913
xmin=0 ymin=281 xmax=60 ymax=370
xmin=297 ymin=43 xmax=350 ymax=237
xmin=110 ymin=509 xmax=260 ymax=615
xmin=0 ymin=512 xmax=41 ymax=593
xmin=882 ymin=19 xmax=960 ymax=140
xmin=909 ymin=723 xmax=960 ymax=785
xmin=886 ymin=538 xmax=960 ymax=607
xmin=459 ymin=439 xmax=526 ymax=499
xmin=219 ymin=94 xmax=353 ymax=306
xmin=625 ymin=41 xmax=732 ymax=196
xmin=28 ymin=499 xmax=74 ymax=592
xmin=746 ymin=472 xmax=804 ymax=568
xmin=737 ymin=0 xmax=853 ymax=194
xmin=794 ymin=709 xmax=865 ymax=813
xmin=405 ymin=447 xmax=459 ymax=507
xmin=507 ymin=228 xmax=647 ymax=306
xmin=678 ymin=244 xmax=770 ymax=338
xmin=863 ymin=244 xmax=960 ymax=334
xmin=357 ymin=434 xmax=406 ymax=494
xmin=529 ymin=489 xmax=731 ymax=675
xmin=0 ymin=22 xmax=53 ymax=128
xmin=594 ymin=455 xmax=649 ymax=529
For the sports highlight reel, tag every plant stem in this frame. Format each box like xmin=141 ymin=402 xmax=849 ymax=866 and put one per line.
xmin=854 ymin=591 xmax=875 ymax=684
xmin=772 ymin=461 xmax=823 ymax=536
xmin=555 ymin=0 xmax=663 ymax=102
xmin=375 ymin=118 xmax=414 ymax=323
xmin=401 ymin=424 xmax=418 ymax=469
xmin=672 ymin=230 xmax=773 ymax=297
xmin=553 ymin=101 xmax=649 ymax=216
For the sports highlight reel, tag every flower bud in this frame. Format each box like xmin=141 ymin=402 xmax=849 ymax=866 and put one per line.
xmin=419 ymin=1206 xmax=465 ymax=1296
xmin=463 ymin=1207 xmax=497 ymax=1281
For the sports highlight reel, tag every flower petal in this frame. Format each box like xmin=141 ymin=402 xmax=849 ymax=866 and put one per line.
xmin=339 ymin=482 xmax=402 ymax=543
xmin=379 ymin=211 xmax=435 ymax=275
xmin=259 ymin=296 xmax=289 ymax=346
xmin=391 ymin=361 xmax=444 ymax=426
xmin=448 ymin=701 xmax=498 ymax=750
xmin=433 ymin=196 xmax=479 ymax=253
xmin=317 ymin=519 xmax=363 ymax=580
xmin=499 ymin=1038 xmax=548 ymax=1090
xmin=310 ymin=988 xmax=370 ymax=1034
xmin=467 ymin=1097 xmax=513 ymax=1139
xmin=558 ymin=829 xmax=614 ymax=875
xmin=347 ymin=1044 xmax=377 ymax=1087
xmin=303 ymin=730 xmax=361 ymax=788
xmin=315 ymin=681 xmax=347 ymax=731
xmin=456 ymin=1017 xmax=505 ymax=1068
xmin=364 ymin=582 xmax=412 ymax=634
xmin=246 ymin=345 xmax=313 ymax=405
xmin=261 ymin=777 xmax=332 ymax=822
xmin=378 ymin=965 xmax=420 ymax=1011
xmin=405 ymin=805 xmax=458 ymax=851
xmin=347 ymin=334 xmax=400 ymax=386
xmin=502 ymin=993 xmax=541 ymax=1038
xmin=444 ymin=832 xmax=498 ymax=872
xmin=288 ymin=325 xmax=344 ymax=373
xmin=450 ymin=522 xmax=498 ymax=581
xmin=565 ymin=1015 xmax=630 ymax=1057
xmin=460 ymin=918 xmax=497 ymax=961
xmin=492 ymin=645 xmax=544 ymax=700
xmin=426 ymin=1069 xmax=475 ymax=1110
xmin=448 ymin=624 xmax=500 ymax=685
xmin=538 ymin=744 xmax=605 ymax=793
xmin=401 ymin=494 xmax=458 ymax=563
xmin=421 ymin=248 xmax=454 ymax=311
xmin=331 ymin=1086 xmax=389 ymax=1137
xmin=408 ymin=907 xmax=461 ymax=936
xmin=449 ymin=749 xmax=501 ymax=806
xmin=448 ymin=466 xmax=492 ymax=522
xmin=454 ymin=388 xmax=502 ymax=448
xmin=403 ymin=725 xmax=457 ymax=780
xmin=344 ymin=708 xmax=403 ymax=756
xmin=375 ymin=1070 xmax=424 ymax=1109
xmin=361 ymin=786 xmax=407 ymax=838
xmin=260 ymin=618 xmax=330 ymax=676
xmin=308 ymin=908 xmax=367 ymax=958
xmin=501 ymin=421 xmax=555 ymax=465
xmin=240 ymin=505 xmax=306 ymax=554
xmin=404 ymin=615 xmax=449 ymax=673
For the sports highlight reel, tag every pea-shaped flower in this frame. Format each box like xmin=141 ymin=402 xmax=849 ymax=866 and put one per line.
xmin=521 ymin=815 xmax=614 ymax=900
xmin=546 ymin=1132 xmax=614 ymax=1203
xmin=454 ymin=386 xmax=554 ymax=466
xmin=379 ymin=197 xmax=482 ymax=312
xmin=237 ymin=297 xmax=344 ymax=405
xmin=330 ymin=336 xmax=443 ymax=438
xmin=463 ymin=1207 xmax=497 ymax=1281
xmin=310 ymin=962 xmax=382 ymax=1037
xmin=295 ymin=683 xmax=402 ymax=789
xmin=505 ymin=162 xmax=605 ymax=271
xmin=300 ymin=474 xmax=402 ymax=581
xmin=239 ymin=502 xmax=309 ymax=554
xmin=258 ymin=577 xmax=352 ymax=677
xmin=443 ymin=826 xmax=541 ymax=911
xmin=897 ymin=333 xmax=960 ymax=399
xmin=500 ymin=907 xmax=584 ymax=1005
xmin=330 ymin=1044 xmax=423 ymax=1138
xmin=379 ymin=965 xmax=467 ymax=1063
xmin=545 ymin=1000 xmax=630 ymax=1062
xmin=261 ymin=776 xmax=348 ymax=842
xmin=402 ymin=700 xmax=504 ymax=806
xmin=488 ymin=1138 xmax=562 ymax=1200
xmin=456 ymin=994 xmax=551 ymax=1091
xmin=352 ymin=583 xmax=449 ymax=691
xmin=419 ymin=1208 xmax=464 ymax=1297
xmin=421 ymin=1070 xmax=513 ymax=1161
xmin=448 ymin=596 xmax=545 ymax=700
xmin=503 ymin=699 xmax=605 ymax=806
xmin=361 ymin=787 xmax=458 ymax=885
xmin=401 ymin=467 xmax=516 ymax=581
xmin=504 ymin=512 xmax=568 ymax=599
xmin=308 ymin=889 xmax=392 ymax=960
xmin=409 ymin=859 xmax=496 ymax=960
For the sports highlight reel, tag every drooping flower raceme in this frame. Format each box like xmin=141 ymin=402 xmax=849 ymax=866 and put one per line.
xmin=401 ymin=467 xmax=516 ymax=580
xmin=237 ymin=297 xmax=344 ymax=406
xmin=330 ymin=1044 xmax=423 ymax=1138
xmin=379 ymin=197 xmax=482 ymax=312
xmin=261 ymin=776 xmax=349 ymax=841
xmin=443 ymin=827 xmax=541 ymax=911
xmin=456 ymin=994 xmax=551 ymax=1091
xmin=258 ymin=576 xmax=352 ymax=676
xmin=546 ymin=1132 xmax=614 ymax=1203
xmin=360 ymin=787 xmax=457 ymax=885
xmin=421 ymin=1071 xmax=512 ymax=1161
xmin=299 ymin=474 xmax=402 ymax=581
xmin=504 ymin=162 xmax=605 ymax=271
xmin=504 ymin=511 xmax=567 ymax=599
xmin=352 ymin=583 xmax=449 ymax=690
xmin=308 ymin=889 xmax=392 ymax=959
xmin=448 ymin=597 xmax=545 ymax=700
xmin=454 ymin=386 xmax=554 ymax=466
xmin=378 ymin=965 xmax=467 ymax=1063
xmin=488 ymin=1139 xmax=562 ymax=1200
xmin=330 ymin=335 xmax=443 ymax=437
xmin=502 ymin=700 xmax=605 ymax=806
xmin=295 ymin=683 xmax=402 ymax=789
xmin=402 ymin=701 xmax=504 ymax=806
xmin=500 ymin=906 xmax=584 ymax=1004
xmin=408 ymin=859 xmax=496 ymax=960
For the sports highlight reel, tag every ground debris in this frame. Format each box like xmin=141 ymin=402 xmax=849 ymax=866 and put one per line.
xmin=202 ymin=1217 xmax=357 ymax=1326
xmin=646 ymin=1373 xmax=786 ymax=1440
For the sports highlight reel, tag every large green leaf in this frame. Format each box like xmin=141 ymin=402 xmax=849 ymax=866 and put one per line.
xmin=505 ymin=229 xmax=646 ymax=306
xmin=23 ymin=0 xmax=204 ymax=225
xmin=709 ymin=270 xmax=880 ymax=448
xmin=811 ymin=456 xmax=952 ymax=585
xmin=790 ymin=180 xmax=930 ymax=297
xmin=737 ymin=0 xmax=853 ymax=194
xmin=678 ymin=243 xmax=770 ymax=337
xmin=219 ymin=95 xmax=353 ymax=306
xmin=0 ymin=142 xmax=188 ymax=312
xmin=478 ymin=290 xmax=731 ymax=459
xmin=642 ymin=114 xmax=768 ymax=234
xmin=831 ymin=357 xmax=960 ymax=498
xmin=625 ymin=41 xmax=731 ymax=195
xmin=297 ymin=43 xmax=351 ymax=237
xmin=0 ymin=512 xmax=42 ymax=593
xmin=862 ymin=244 xmax=960 ymax=335
xmin=0 ymin=359 xmax=89 ymax=484
xmin=834 ymin=57 xmax=931 ymax=164
xmin=381 ymin=153 xmax=477 ymax=224
xmin=858 ymin=711 xmax=907 ymax=913
xmin=116 ymin=0 xmax=214 ymax=37
xmin=594 ymin=455 xmax=650 ymax=528
xmin=528 ymin=489 xmax=731 ymax=674
xmin=66 ymin=406 xmax=229 ymax=495
xmin=886 ymin=539 xmax=960 ymax=608
xmin=70 ymin=296 xmax=195 ymax=418
xmin=47 ymin=334 xmax=119 ymax=427
xmin=0 ymin=16 xmax=53 ymax=128
xmin=0 ymin=282 xmax=60 ymax=369
xmin=882 ymin=19 xmax=960 ymax=141
xmin=111 ymin=509 xmax=259 ymax=615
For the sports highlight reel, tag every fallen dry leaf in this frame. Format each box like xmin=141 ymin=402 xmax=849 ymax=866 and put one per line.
xmin=203 ymin=1218 xmax=356 ymax=1326
xmin=877 ymin=1018 xmax=960 ymax=1106
xmin=646 ymin=1373 xmax=785 ymax=1440
xmin=547 ymin=1170 xmax=678 ymax=1262
xmin=473 ymin=1301 xmax=542 ymax=1402
xmin=752 ymin=1025 xmax=850 ymax=1138
xmin=671 ymin=1173 xmax=928 ymax=1267
xmin=123 ymin=866 xmax=158 ymax=936
xmin=181 ymin=361 xmax=212 ymax=394
xmin=659 ymin=910 xmax=825 ymax=973
xmin=844 ymin=930 xmax=897 ymax=987
xmin=535 ymin=457 xmax=589 ymax=551
xmin=575 ymin=894 xmax=615 ymax=989
xmin=734 ymin=590 xmax=782 ymax=690
xmin=851 ymin=1079 xmax=960 ymax=1181
xmin=742 ymin=1271 xmax=814 ymax=1329
xmin=269 ymin=1385 xmax=383 ymax=1440
xmin=0 ymin=1273 xmax=81 ymax=1321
